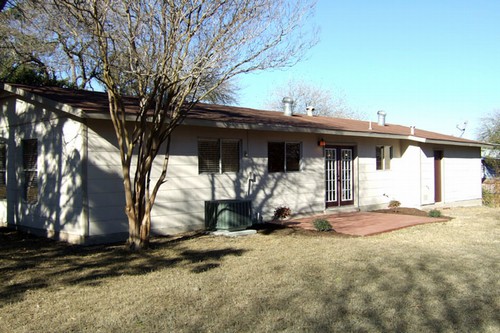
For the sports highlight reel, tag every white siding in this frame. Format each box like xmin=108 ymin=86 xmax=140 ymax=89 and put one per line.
xmin=85 ymin=124 xmax=326 ymax=235
xmin=396 ymin=143 xmax=423 ymax=207
xmin=0 ymin=96 xmax=86 ymax=242
xmin=86 ymin=120 xmax=128 ymax=236
xmin=442 ymin=146 xmax=482 ymax=203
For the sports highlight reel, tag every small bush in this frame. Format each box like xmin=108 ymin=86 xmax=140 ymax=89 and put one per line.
xmin=428 ymin=209 xmax=442 ymax=218
xmin=273 ymin=206 xmax=291 ymax=221
xmin=482 ymin=183 xmax=500 ymax=207
xmin=388 ymin=200 xmax=401 ymax=209
xmin=313 ymin=218 xmax=333 ymax=232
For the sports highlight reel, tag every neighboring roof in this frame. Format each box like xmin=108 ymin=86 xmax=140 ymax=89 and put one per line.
xmin=1 ymin=83 xmax=487 ymax=147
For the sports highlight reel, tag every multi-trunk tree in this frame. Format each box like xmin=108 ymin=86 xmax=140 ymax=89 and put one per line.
xmin=2 ymin=0 xmax=317 ymax=249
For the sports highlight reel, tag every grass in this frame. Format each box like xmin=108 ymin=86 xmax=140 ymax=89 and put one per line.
xmin=1 ymin=206 xmax=499 ymax=332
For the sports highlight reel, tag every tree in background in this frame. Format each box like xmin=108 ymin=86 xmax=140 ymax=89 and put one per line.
xmin=14 ymin=0 xmax=317 ymax=249
xmin=265 ymin=78 xmax=364 ymax=119
xmin=478 ymin=110 xmax=500 ymax=175
xmin=0 ymin=1 xmax=100 ymax=89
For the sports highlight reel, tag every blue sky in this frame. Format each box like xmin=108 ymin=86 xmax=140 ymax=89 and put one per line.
xmin=235 ymin=0 xmax=500 ymax=139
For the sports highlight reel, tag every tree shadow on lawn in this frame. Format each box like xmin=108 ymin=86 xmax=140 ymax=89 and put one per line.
xmin=0 ymin=227 xmax=246 ymax=306
xmin=177 ymin=249 xmax=499 ymax=333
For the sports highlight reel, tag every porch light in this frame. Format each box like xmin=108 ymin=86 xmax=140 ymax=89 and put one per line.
xmin=318 ymin=138 xmax=326 ymax=147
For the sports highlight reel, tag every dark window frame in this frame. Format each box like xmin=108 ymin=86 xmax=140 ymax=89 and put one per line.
xmin=268 ymin=142 xmax=301 ymax=173
xmin=376 ymin=145 xmax=392 ymax=170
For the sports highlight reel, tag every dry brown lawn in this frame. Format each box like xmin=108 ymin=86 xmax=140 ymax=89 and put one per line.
xmin=1 ymin=206 xmax=499 ymax=332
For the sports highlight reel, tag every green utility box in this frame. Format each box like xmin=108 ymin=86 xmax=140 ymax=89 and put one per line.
xmin=205 ymin=200 xmax=253 ymax=231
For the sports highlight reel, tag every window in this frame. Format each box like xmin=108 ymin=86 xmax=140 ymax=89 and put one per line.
xmin=268 ymin=142 xmax=301 ymax=172
xmin=22 ymin=139 xmax=38 ymax=203
xmin=0 ymin=142 xmax=6 ymax=199
xmin=376 ymin=146 xmax=392 ymax=170
xmin=198 ymin=139 xmax=240 ymax=174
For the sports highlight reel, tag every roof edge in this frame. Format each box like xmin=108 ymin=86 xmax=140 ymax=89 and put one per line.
xmin=1 ymin=83 xmax=85 ymax=118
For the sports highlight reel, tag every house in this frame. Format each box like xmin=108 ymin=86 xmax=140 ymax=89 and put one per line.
xmin=0 ymin=83 xmax=487 ymax=244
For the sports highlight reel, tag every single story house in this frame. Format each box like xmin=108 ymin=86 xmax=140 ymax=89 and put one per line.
xmin=0 ymin=83 xmax=487 ymax=244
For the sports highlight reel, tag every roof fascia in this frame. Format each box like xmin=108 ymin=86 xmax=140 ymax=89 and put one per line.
xmin=425 ymin=138 xmax=491 ymax=148
xmin=183 ymin=118 xmax=488 ymax=147
xmin=2 ymin=83 xmax=85 ymax=118
xmin=184 ymin=118 xmax=422 ymax=141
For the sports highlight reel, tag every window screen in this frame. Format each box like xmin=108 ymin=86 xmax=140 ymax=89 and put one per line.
xmin=285 ymin=143 xmax=301 ymax=172
xmin=376 ymin=146 xmax=391 ymax=170
xmin=221 ymin=140 xmax=240 ymax=173
xmin=0 ymin=142 xmax=6 ymax=199
xmin=22 ymin=139 xmax=38 ymax=203
xmin=198 ymin=139 xmax=240 ymax=174
xmin=376 ymin=146 xmax=384 ymax=170
xmin=268 ymin=142 xmax=301 ymax=172
xmin=198 ymin=140 xmax=220 ymax=174
xmin=268 ymin=142 xmax=285 ymax=172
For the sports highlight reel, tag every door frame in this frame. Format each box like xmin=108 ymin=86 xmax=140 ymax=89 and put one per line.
xmin=325 ymin=145 xmax=355 ymax=208
xmin=434 ymin=150 xmax=443 ymax=202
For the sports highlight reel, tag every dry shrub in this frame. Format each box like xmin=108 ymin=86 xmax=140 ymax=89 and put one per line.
xmin=482 ymin=178 xmax=500 ymax=207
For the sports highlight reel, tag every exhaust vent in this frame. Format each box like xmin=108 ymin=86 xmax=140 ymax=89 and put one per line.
xmin=282 ymin=97 xmax=294 ymax=116
xmin=306 ymin=106 xmax=315 ymax=116
xmin=377 ymin=110 xmax=386 ymax=126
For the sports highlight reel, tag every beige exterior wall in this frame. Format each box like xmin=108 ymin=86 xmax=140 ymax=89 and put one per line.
xmin=0 ymin=95 xmax=86 ymax=242
xmin=441 ymin=146 xmax=482 ymax=204
xmin=1 ymin=94 xmax=483 ymax=242
xmin=85 ymin=124 xmax=327 ymax=236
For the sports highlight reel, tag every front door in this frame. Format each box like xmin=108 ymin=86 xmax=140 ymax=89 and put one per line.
xmin=325 ymin=147 xmax=354 ymax=207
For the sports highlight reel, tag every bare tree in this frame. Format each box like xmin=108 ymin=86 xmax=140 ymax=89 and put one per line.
xmin=0 ymin=1 xmax=100 ymax=89
xmin=477 ymin=110 xmax=500 ymax=145
xmin=265 ymin=78 xmax=364 ymax=119
xmin=36 ymin=0 xmax=317 ymax=249
xmin=478 ymin=110 xmax=500 ymax=176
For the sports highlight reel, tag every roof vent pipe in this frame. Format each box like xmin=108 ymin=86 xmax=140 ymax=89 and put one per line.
xmin=377 ymin=110 xmax=386 ymax=126
xmin=306 ymin=106 xmax=315 ymax=117
xmin=410 ymin=125 xmax=415 ymax=135
xmin=282 ymin=97 xmax=294 ymax=116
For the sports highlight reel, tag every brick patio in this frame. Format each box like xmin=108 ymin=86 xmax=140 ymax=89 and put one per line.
xmin=281 ymin=212 xmax=450 ymax=236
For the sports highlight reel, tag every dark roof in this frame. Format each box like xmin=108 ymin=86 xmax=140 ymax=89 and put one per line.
xmin=2 ymin=83 xmax=483 ymax=145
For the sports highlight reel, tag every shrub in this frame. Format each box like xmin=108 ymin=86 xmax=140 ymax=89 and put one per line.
xmin=273 ymin=206 xmax=291 ymax=221
xmin=428 ymin=209 xmax=442 ymax=218
xmin=313 ymin=218 xmax=333 ymax=232
xmin=482 ymin=181 xmax=500 ymax=207
xmin=388 ymin=200 xmax=401 ymax=209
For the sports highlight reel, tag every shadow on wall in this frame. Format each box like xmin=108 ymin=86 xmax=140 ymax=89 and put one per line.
xmin=5 ymin=99 xmax=84 ymax=238
xmin=4 ymin=100 xmax=129 ymax=241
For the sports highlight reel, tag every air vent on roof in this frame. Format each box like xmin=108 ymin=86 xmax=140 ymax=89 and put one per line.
xmin=377 ymin=110 xmax=386 ymax=126
xmin=282 ymin=97 xmax=294 ymax=116
xmin=306 ymin=106 xmax=315 ymax=116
